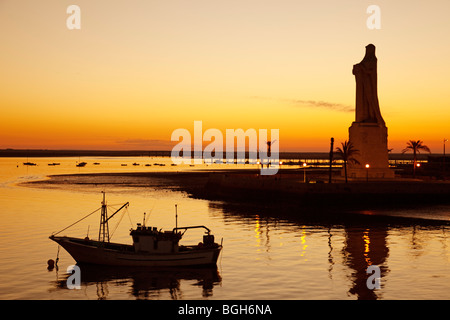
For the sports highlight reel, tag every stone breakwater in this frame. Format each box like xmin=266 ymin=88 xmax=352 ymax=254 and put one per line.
xmin=204 ymin=172 xmax=450 ymax=206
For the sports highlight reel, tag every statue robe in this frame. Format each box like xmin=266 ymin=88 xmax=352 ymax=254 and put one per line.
xmin=353 ymin=44 xmax=385 ymax=126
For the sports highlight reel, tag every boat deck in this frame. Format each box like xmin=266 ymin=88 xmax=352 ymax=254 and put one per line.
xmin=59 ymin=236 xmax=217 ymax=254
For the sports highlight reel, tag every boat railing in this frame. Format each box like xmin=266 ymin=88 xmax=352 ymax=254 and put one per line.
xmin=173 ymin=225 xmax=211 ymax=236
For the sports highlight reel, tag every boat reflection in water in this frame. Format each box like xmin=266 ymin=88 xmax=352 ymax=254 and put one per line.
xmin=52 ymin=264 xmax=222 ymax=299
xmin=48 ymin=192 xmax=223 ymax=299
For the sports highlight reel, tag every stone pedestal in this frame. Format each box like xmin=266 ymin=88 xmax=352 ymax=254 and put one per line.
xmin=347 ymin=122 xmax=395 ymax=179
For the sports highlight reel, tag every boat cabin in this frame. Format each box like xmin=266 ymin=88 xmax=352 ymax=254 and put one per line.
xmin=130 ymin=223 xmax=182 ymax=253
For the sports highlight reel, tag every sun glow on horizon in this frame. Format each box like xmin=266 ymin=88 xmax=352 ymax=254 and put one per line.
xmin=1 ymin=1 xmax=449 ymax=153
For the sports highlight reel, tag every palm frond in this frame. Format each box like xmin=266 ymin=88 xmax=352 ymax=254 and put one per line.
xmin=402 ymin=140 xmax=431 ymax=154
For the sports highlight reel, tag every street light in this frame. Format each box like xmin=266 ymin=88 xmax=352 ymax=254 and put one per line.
xmin=303 ymin=162 xmax=307 ymax=183
xmin=365 ymin=164 xmax=370 ymax=182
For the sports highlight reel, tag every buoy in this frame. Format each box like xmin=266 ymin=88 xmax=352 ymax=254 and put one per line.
xmin=47 ymin=259 xmax=55 ymax=270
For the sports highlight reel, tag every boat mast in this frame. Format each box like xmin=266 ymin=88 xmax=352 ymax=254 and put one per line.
xmin=99 ymin=191 xmax=110 ymax=243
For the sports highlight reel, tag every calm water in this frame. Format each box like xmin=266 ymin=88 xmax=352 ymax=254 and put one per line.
xmin=1 ymin=157 xmax=450 ymax=300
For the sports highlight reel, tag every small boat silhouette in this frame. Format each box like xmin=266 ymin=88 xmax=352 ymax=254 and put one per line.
xmin=49 ymin=193 xmax=223 ymax=267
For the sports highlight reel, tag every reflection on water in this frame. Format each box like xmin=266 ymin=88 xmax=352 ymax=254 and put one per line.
xmin=299 ymin=225 xmax=308 ymax=259
xmin=1 ymin=157 xmax=450 ymax=299
xmin=51 ymin=264 xmax=222 ymax=300
xmin=211 ymin=200 xmax=450 ymax=300
xmin=343 ymin=227 xmax=389 ymax=300
xmin=254 ymin=215 xmax=273 ymax=254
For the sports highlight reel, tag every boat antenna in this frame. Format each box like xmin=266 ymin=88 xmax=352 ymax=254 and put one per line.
xmin=144 ymin=201 xmax=156 ymax=226
xmin=175 ymin=204 xmax=178 ymax=230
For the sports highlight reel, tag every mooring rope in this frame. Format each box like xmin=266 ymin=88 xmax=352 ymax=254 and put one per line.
xmin=55 ymin=245 xmax=60 ymax=270
xmin=52 ymin=207 xmax=101 ymax=236
xmin=110 ymin=207 xmax=128 ymax=240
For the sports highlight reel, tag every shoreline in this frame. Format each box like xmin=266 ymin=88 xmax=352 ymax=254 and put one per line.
xmin=24 ymin=168 xmax=450 ymax=206
xmin=0 ymin=148 xmax=431 ymax=160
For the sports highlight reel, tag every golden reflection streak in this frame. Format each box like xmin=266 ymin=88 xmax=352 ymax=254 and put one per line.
xmin=300 ymin=226 xmax=308 ymax=259
xmin=254 ymin=215 xmax=261 ymax=249
xmin=363 ymin=229 xmax=372 ymax=265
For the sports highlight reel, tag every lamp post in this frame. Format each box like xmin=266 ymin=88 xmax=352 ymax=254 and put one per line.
xmin=303 ymin=162 xmax=307 ymax=183
xmin=329 ymin=137 xmax=334 ymax=183
xmin=365 ymin=164 xmax=370 ymax=182
xmin=279 ymin=161 xmax=283 ymax=178
xmin=444 ymin=139 xmax=448 ymax=180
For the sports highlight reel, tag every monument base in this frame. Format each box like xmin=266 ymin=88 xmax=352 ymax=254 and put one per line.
xmin=346 ymin=122 xmax=395 ymax=179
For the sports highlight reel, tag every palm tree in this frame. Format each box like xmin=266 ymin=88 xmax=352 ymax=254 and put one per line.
xmin=264 ymin=140 xmax=276 ymax=168
xmin=402 ymin=140 xmax=431 ymax=178
xmin=335 ymin=140 xmax=360 ymax=183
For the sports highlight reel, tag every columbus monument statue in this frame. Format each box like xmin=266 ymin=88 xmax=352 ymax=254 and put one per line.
xmin=347 ymin=44 xmax=395 ymax=179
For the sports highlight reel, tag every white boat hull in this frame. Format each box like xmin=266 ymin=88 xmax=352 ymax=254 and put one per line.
xmin=51 ymin=236 xmax=222 ymax=267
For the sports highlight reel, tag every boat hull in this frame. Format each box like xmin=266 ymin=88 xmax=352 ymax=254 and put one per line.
xmin=50 ymin=236 xmax=222 ymax=267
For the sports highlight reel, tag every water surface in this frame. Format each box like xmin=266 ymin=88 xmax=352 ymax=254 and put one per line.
xmin=0 ymin=157 xmax=449 ymax=300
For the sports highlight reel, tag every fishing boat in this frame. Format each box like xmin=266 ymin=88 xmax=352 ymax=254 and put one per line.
xmin=49 ymin=193 xmax=222 ymax=267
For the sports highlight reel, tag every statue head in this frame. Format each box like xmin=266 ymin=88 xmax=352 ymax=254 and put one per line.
xmin=365 ymin=44 xmax=376 ymax=57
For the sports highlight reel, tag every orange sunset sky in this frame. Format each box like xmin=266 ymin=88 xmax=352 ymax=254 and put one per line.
xmin=1 ymin=1 xmax=449 ymax=152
